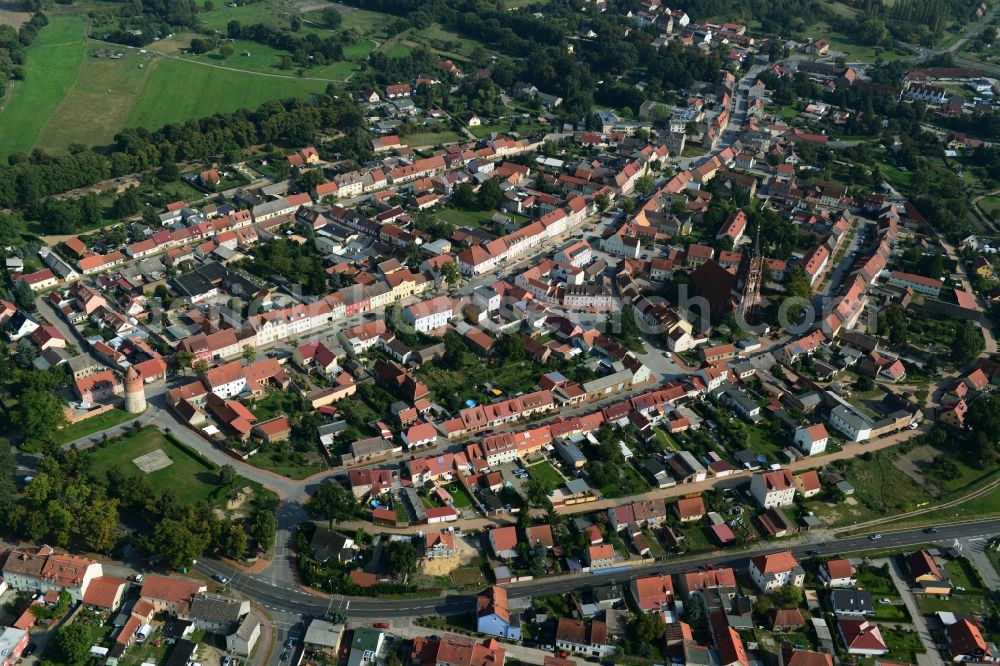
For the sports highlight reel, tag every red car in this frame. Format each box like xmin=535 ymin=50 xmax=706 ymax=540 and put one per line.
xmin=373 ymin=622 xmax=390 ymax=629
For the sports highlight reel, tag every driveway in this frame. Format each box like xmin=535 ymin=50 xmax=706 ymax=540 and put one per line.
xmin=883 ymin=557 xmax=943 ymax=666
xmin=960 ymin=537 xmax=1000 ymax=592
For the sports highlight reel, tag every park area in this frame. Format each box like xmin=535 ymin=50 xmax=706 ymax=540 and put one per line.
xmin=87 ymin=427 xmax=228 ymax=506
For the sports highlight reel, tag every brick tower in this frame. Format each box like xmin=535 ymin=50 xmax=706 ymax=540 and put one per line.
xmin=124 ymin=365 xmax=146 ymax=414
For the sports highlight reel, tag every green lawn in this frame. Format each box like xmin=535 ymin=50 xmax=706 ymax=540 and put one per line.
xmin=855 ymin=564 xmax=899 ymax=596
xmin=945 ymin=559 xmax=985 ymax=592
xmin=401 ymin=130 xmax=464 ymax=147
xmin=872 ymin=600 xmax=910 ymax=622
xmin=0 ymin=16 xmax=87 ymax=158
xmin=54 ymin=408 xmax=138 ymax=445
xmin=527 ymin=460 xmax=564 ymax=488
xmin=245 ymin=447 xmax=326 ymax=480
xmin=35 ymin=46 xmax=153 ymax=152
xmin=87 ymin=427 xmax=223 ymax=505
xmin=450 ymin=564 xmax=487 ymax=588
xmin=880 ymin=626 xmax=926 ymax=663
xmin=980 ymin=196 xmax=1000 ymax=217
xmin=443 ymin=483 xmax=474 ymax=509
xmin=179 ymin=39 xmax=359 ymax=80
xmin=126 ymin=59 xmax=328 ymax=132
xmin=917 ymin=593 xmax=989 ymax=614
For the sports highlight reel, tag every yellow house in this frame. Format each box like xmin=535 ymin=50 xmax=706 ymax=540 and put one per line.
xmin=972 ymin=257 xmax=994 ymax=279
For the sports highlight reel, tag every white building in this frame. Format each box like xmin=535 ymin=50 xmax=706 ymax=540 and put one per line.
xmin=748 ymin=551 xmax=805 ymax=592
xmin=829 ymin=404 xmax=873 ymax=442
xmin=403 ymin=296 xmax=454 ymax=333
xmin=749 ymin=469 xmax=796 ymax=509
xmin=793 ymin=423 xmax=829 ymax=455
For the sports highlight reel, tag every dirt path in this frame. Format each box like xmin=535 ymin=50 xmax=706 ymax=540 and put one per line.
xmin=111 ymin=39 xmax=352 ymax=82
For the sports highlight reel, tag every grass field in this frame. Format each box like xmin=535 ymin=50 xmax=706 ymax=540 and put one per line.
xmin=402 ymin=130 xmax=464 ymax=147
xmin=527 ymin=460 xmax=564 ymax=487
xmin=88 ymin=427 xmax=223 ymax=505
xmin=54 ymin=408 xmax=138 ymax=445
xmin=34 ymin=47 xmax=154 ymax=152
xmin=450 ymin=564 xmax=486 ymax=588
xmin=125 ymin=58 xmax=327 ymax=131
xmin=0 ymin=16 xmax=87 ymax=157
xmin=0 ymin=9 xmax=346 ymax=154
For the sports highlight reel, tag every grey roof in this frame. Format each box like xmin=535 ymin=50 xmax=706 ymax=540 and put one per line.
xmin=303 ymin=619 xmax=343 ymax=648
xmin=556 ymin=440 xmax=587 ymax=466
xmin=233 ymin=614 xmax=260 ymax=641
xmin=187 ymin=593 xmax=249 ymax=627
xmin=68 ymin=354 xmax=99 ymax=373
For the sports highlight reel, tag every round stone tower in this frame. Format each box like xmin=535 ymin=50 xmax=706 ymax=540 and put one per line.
xmin=124 ymin=365 xmax=147 ymax=414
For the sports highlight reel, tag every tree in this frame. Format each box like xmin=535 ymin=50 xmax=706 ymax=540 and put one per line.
xmin=78 ymin=497 xmax=120 ymax=553
xmin=477 ymin=178 xmax=502 ymax=211
xmin=219 ymin=43 xmax=234 ymax=59
xmin=524 ymin=478 xmax=554 ymax=508
xmin=193 ymin=359 xmax=210 ymax=374
xmin=50 ymin=621 xmax=92 ymax=664
xmin=442 ymin=332 xmax=468 ymax=370
xmin=321 ymin=6 xmax=342 ymax=28
xmin=13 ymin=386 xmax=66 ymax=443
xmin=631 ymin=612 xmax=665 ymax=644
xmin=242 ymin=344 xmax=257 ymax=363
xmin=218 ymin=464 xmax=238 ymax=487
xmin=14 ymin=338 xmax=36 ymax=368
xmin=387 ymin=540 xmax=418 ymax=578
xmin=634 ymin=174 xmax=655 ymax=196
xmin=305 ymin=481 xmax=360 ymax=528
xmin=951 ymin=321 xmax=983 ymax=364
xmin=158 ymin=160 xmax=180 ymax=183
xmin=11 ymin=279 xmax=34 ymax=310
xmin=853 ymin=375 xmax=875 ymax=392
xmin=251 ymin=510 xmax=277 ymax=550
xmin=0 ymin=439 xmax=16 ymax=519
xmin=112 ymin=188 xmax=141 ymax=218
xmin=595 ymin=193 xmax=611 ymax=212
xmin=150 ymin=517 xmax=209 ymax=569
xmin=440 ymin=261 xmax=461 ymax=287
xmin=174 ymin=350 xmax=195 ymax=374
xmin=203 ymin=0 xmax=213 ymax=9
xmin=496 ymin=333 xmax=524 ymax=363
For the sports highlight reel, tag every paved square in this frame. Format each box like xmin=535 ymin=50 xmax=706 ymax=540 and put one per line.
xmin=132 ymin=449 xmax=173 ymax=473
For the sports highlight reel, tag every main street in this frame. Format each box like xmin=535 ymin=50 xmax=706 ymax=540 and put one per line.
xmin=194 ymin=518 xmax=1000 ymax=619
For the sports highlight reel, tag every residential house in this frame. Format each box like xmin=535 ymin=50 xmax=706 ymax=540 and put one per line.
xmin=749 ymin=551 xmax=805 ymax=592
xmin=476 ymin=586 xmax=520 ymax=640
xmin=750 ymin=469 xmax=796 ymax=508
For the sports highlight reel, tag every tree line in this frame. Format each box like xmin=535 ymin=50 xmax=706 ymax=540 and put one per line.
xmin=2 ymin=431 xmax=277 ymax=566
xmin=0 ymin=92 xmax=364 ymax=233
xmin=225 ymin=20 xmax=346 ymax=65
xmin=0 ymin=11 xmax=48 ymax=83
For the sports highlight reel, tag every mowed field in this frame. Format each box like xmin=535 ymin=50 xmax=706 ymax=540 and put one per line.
xmin=124 ymin=59 xmax=328 ymax=131
xmin=0 ymin=8 xmax=353 ymax=156
xmin=0 ymin=16 xmax=87 ymax=156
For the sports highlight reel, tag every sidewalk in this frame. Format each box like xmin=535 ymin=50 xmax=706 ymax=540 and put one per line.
xmin=882 ymin=557 xmax=942 ymax=666
xmin=387 ymin=618 xmax=551 ymax=665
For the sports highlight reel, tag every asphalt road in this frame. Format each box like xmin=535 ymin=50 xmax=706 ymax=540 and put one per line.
xmin=194 ymin=518 xmax=1000 ymax=620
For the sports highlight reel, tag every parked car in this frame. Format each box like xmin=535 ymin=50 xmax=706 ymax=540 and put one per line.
xmin=280 ymin=652 xmax=290 ymax=662
xmin=373 ymin=622 xmax=390 ymax=629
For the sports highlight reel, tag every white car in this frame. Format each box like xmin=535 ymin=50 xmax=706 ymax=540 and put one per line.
xmin=878 ymin=598 xmax=892 ymax=605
